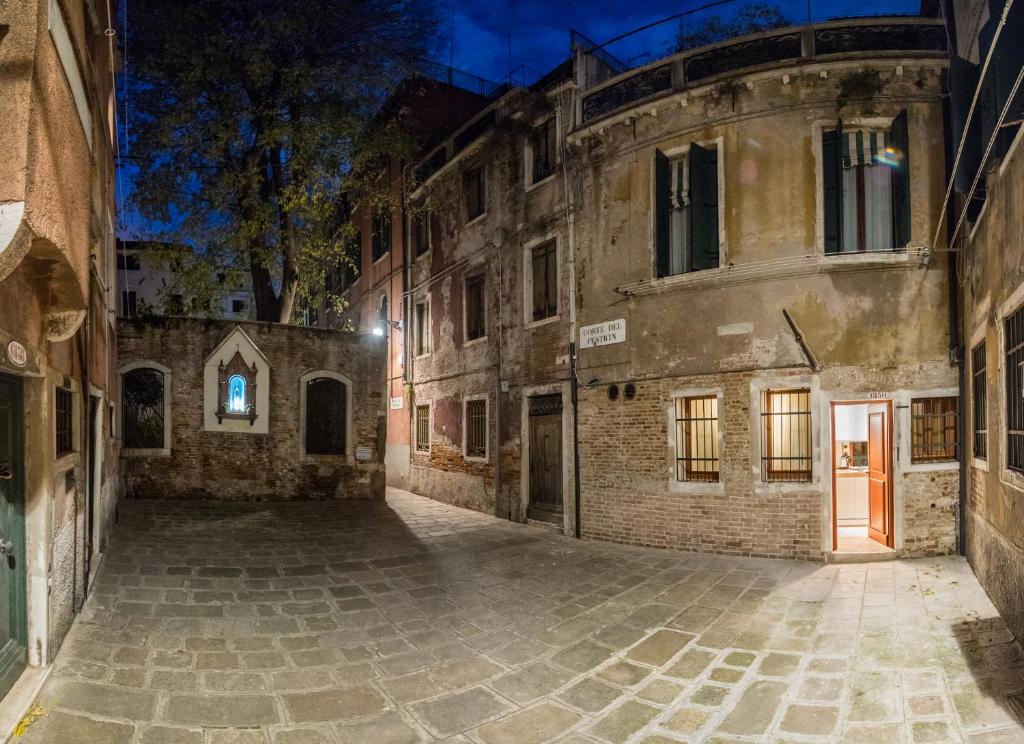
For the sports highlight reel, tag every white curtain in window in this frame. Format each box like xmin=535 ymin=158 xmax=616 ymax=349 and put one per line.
xmin=863 ymin=165 xmax=893 ymax=251
xmin=668 ymin=158 xmax=690 ymax=274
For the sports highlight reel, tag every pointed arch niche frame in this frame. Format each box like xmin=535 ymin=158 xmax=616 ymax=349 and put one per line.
xmin=203 ymin=325 xmax=270 ymax=434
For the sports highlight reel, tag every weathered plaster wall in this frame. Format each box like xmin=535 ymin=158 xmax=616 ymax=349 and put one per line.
xmin=404 ymin=85 xmax=576 ymax=524
xmin=0 ymin=0 xmax=122 ymax=671
xmin=118 ymin=318 xmax=387 ymax=501
xmin=962 ymin=125 xmax=1024 ymax=643
xmin=571 ymin=60 xmax=957 ymax=559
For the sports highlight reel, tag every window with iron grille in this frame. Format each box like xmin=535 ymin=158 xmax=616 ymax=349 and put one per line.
xmin=55 ymin=386 xmax=73 ymax=456
xmin=465 ymin=274 xmax=486 ymax=341
xmin=464 ymin=165 xmax=485 ymax=221
xmin=531 ymin=240 xmax=557 ymax=322
xmin=465 ymin=399 xmax=487 ymax=458
xmin=973 ymin=342 xmax=987 ymax=459
xmin=371 ymin=209 xmax=391 ymax=261
xmin=414 ymin=301 xmax=430 ymax=356
xmin=1008 ymin=305 xmax=1024 ymax=471
xmin=761 ymin=389 xmax=811 ymax=482
xmin=911 ymin=396 xmax=958 ymax=463
xmin=530 ymin=117 xmax=557 ymax=184
xmin=304 ymin=377 xmax=346 ymax=455
xmin=122 ymin=368 xmax=165 ymax=449
xmin=415 ymin=405 xmax=430 ymax=452
xmin=674 ymin=396 xmax=719 ymax=482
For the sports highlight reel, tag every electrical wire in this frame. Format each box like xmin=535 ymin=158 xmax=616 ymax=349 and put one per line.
xmin=930 ymin=0 xmax=1015 ymax=254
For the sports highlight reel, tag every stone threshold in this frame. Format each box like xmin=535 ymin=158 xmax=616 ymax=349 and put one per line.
xmin=0 ymin=664 xmax=52 ymax=743
xmin=826 ymin=549 xmax=897 ymax=564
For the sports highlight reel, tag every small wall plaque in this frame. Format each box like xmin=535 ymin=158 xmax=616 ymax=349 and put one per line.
xmin=355 ymin=446 xmax=373 ymax=462
xmin=6 ymin=341 xmax=27 ymax=368
xmin=390 ymin=396 xmax=403 ymax=410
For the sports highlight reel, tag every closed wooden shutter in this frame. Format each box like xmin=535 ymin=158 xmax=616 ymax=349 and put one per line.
xmin=889 ymin=110 xmax=910 ymax=249
xmin=688 ymin=142 xmax=719 ymax=271
xmin=822 ymin=121 xmax=844 ymax=253
xmin=654 ymin=150 xmax=672 ymax=277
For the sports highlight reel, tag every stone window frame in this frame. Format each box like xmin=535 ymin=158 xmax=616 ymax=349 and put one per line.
xmin=750 ymin=375 xmax=820 ymax=493
xmin=462 ymin=393 xmax=489 ymax=463
xmin=463 ymin=269 xmax=487 ymax=346
xmin=413 ymin=295 xmax=432 ymax=359
xmin=811 ymin=115 xmax=917 ymax=262
xmin=118 ymin=360 xmax=172 ymax=458
xmin=996 ymin=284 xmax=1024 ymax=493
xmin=896 ymin=387 xmax=961 ymax=475
xmin=666 ymin=386 xmax=725 ymax=495
xmin=298 ymin=370 xmax=353 ymax=463
xmin=648 ymin=135 xmax=727 ymax=283
xmin=522 ymin=233 xmax=561 ymax=330
xmin=524 ymin=109 xmax=561 ymax=192
xmin=463 ymin=163 xmax=487 ymax=225
xmin=414 ymin=399 xmax=432 ymax=454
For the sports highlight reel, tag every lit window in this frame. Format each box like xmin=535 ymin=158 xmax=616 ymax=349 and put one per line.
xmin=675 ymin=396 xmax=719 ymax=482
xmin=761 ymin=389 xmax=811 ymax=482
xmin=822 ymin=111 xmax=911 ymax=253
xmin=911 ymin=397 xmax=958 ymax=464
xmin=654 ymin=144 xmax=719 ymax=277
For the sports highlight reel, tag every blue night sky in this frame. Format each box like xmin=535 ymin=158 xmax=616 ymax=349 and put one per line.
xmin=441 ymin=0 xmax=921 ymax=83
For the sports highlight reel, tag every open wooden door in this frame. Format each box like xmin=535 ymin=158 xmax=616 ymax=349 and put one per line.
xmin=867 ymin=402 xmax=894 ymax=547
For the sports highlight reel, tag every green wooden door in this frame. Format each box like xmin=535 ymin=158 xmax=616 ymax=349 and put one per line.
xmin=0 ymin=375 xmax=27 ymax=697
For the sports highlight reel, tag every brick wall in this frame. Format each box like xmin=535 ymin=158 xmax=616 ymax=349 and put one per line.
xmin=579 ymin=371 xmax=824 ymax=560
xmin=119 ymin=318 xmax=386 ymax=501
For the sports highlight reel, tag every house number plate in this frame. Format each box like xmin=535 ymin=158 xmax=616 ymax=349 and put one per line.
xmin=6 ymin=341 xmax=27 ymax=368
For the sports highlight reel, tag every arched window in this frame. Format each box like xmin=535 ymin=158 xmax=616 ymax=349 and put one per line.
xmin=303 ymin=375 xmax=348 ymax=456
xmin=227 ymin=375 xmax=246 ymax=413
xmin=121 ymin=364 xmax=170 ymax=451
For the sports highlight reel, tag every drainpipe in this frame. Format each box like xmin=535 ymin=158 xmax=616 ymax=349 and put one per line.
xmin=941 ymin=87 xmax=968 ymax=557
xmin=494 ymin=241 xmax=503 ymax=520
xmin=570 ymin=341 xmax=581 ymax=539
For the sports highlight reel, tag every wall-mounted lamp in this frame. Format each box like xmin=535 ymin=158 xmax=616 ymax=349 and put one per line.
xmin=373 ymin=319 xmax=402 ymax=337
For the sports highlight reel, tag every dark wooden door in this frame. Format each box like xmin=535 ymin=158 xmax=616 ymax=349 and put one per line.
xmin=867 ymin=402 xmax=893 ymax=547
xmin=528 ymin=395 xmax=562 ymax=520
xmin=0 ymin=375 xmax=27 ymax=697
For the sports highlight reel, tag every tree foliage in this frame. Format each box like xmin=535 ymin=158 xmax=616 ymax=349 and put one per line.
xmin=126 ymin=0 xmax=439 ymax=322
xmin=677 ymin=4 xmax=789 ymax=50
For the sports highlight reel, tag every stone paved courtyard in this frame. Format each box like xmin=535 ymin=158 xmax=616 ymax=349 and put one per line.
xmin=17 ymin=489 xmax=1024 ymax=744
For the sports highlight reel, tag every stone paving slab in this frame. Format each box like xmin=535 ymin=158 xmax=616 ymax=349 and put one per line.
xmin=13 ymin=488 xmax=1024 ymax=743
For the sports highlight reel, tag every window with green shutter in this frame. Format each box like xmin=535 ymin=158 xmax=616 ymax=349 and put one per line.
xmin=823 ymin=111 xmax=910 ymax=254
xmin=654 ymin=143 xmax=720 ymax=278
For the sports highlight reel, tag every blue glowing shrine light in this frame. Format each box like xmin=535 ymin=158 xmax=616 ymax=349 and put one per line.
xmin=228 ymin=375 xmax=246 ymax=412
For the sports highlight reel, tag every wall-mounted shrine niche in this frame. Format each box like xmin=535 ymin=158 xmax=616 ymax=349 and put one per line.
xmin=203 ymin=325 xmax=270 ymax=434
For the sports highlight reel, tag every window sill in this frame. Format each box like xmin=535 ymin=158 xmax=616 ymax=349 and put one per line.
xmin=414 ymin=352 xmax=432 ymax=361
xmin=465 ymin=213 xmax=487 ymax=228
xmin=905 ymin=460 xmax=959 ymax=474
xmin=464 ymin=335 xmax=488 ymax=348
xmin=371 ymin=251 xmax=390 ymax=267
xmin=301 ymin=453 xmax=354 ymax=465
xmin=755 ymin=480 xmax=817 ymax=495
xmin=971 ymin=457 xmax=989 ymax=473
xmin=123 ymin=448 xmax=171 ymax=458
xmin=55 ymin=452 xmax=78 ymax=471
xmin=463 ymin=454 xmax=488 ymax=464
xmin=669 ymin=479 xmax=724 ymax=495
xmin=616 ymin=247 xmax=929 ymax=299
xmin=414 ymin=249 xmax=431 ymax=264
xmin=526 ymin=314 xmax=560 ymax=330
xmin=525 ymin=173 xmax=556 ymax=193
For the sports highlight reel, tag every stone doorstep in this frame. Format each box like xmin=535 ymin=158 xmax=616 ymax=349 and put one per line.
xmin=0 ymin=665 xmax=52 ymax=742
xmin=826 ymin=550 xmax=897 ymax=564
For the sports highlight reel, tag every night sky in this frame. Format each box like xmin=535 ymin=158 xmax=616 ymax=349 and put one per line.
xmin=442 ymin=0 xmax=921 ymax=83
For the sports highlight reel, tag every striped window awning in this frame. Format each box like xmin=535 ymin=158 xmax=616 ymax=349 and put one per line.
xmin=842 ymin=130 xmax=890 ymax=168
